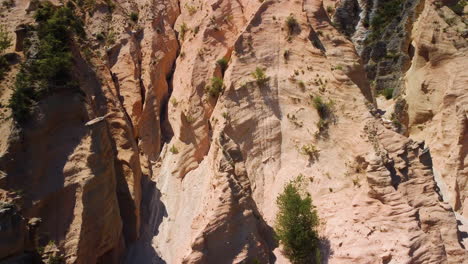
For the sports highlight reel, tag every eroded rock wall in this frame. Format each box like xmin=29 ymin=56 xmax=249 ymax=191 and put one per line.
xmin=0 ymin=0 xmax=466 ymax=263
xmin=401 ymin=0 xmax=468 ymax=221
xmin=0 ymin=0 xmax=180 ymax=262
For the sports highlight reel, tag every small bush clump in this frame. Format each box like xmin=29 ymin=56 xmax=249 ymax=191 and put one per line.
xmin=312 ymin=96 xmax=333 ymax=136
xmin=216 ymin=58 xmax=228 ymax=74
xmin=252 ymin=67 xmax=268 ymax=86
xmin=205 ymin=76 xmax=224 ymax=97
xmin=193 ymin=25 xmax=200 ymax=34
xmin=275 ymin=177 xmax=320 ymax=264
xmin=312 ymin=96 xmax=332 ymax=120
xmin=169 ymin=145 xmax=179 ymax=154
xmin=298 ymin=80 xmax=305 ymax=90
xmin=283 ymin=49 xmax=290 ymax=61
xmin=96 ymin=32 xmax=105 ymax=41
xmin=185 ymin=4 xmax=197 ymax=16
xmin=300 ymin=144 xmax=319 ymax=160
xmin=286 ymin=14 xmax=298 ymax=35
xmin=130 ymin=12 xmax=139 ymax=22
xmin=379 ymin=87 xmax=394 ymax=99
xmin=179 ymin=22 xmax=188 ymax=40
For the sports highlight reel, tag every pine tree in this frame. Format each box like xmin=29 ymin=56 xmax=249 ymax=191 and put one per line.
xmin=275 ymin=179 xmax=320 ymax=264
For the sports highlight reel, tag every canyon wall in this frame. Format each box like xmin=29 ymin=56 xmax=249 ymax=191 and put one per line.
xmin=0 ymin=0 xmax=466 ymax=263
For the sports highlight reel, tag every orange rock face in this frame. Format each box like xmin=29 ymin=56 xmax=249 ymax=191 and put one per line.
xmin=0 ymin=0 xmax=466 ymax=263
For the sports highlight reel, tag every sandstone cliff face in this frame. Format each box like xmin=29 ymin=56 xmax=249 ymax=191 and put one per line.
xmin=0 ymin=0 xmax=466 ymax=263
xmin=403 ymin=1 xmax=467 ymax=220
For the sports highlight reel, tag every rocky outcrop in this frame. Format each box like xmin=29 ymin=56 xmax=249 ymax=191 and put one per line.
xmin=0 ymin=203 xmax=27 ymax=260
xmin=0 ymin=0 xmax=466 ymax=263
xmin=401 ymin=0 xmax=468 ymax=220
xmin=181 ymin=133 xmax=275 ymax=263
xmin=0 ymin=0 xmax=180 ymax=262
xmin=146 ymin=0 xmax=466 ymax=262
xmin=334 ymin=0 xmax=468 ymax=245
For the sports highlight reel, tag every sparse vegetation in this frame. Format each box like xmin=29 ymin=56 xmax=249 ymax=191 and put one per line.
xmin=9 ymin=2 xmax=83 ymax=122
xmin=283 ymin=49 xmax=290 ymax=61
xmin=365 ymin=0 xmax=402 ymax=43
xmin=130 ymin=12 xmax=139 ymax=22
xmin=391 ymin=113 xmax=402 ymax=129
xmin=38 ymin=240 xmax=65 ymax=264
xmin=312 ymin=96 xmax=332 ymax=121
xmin=82 ymin=0 xmax=97 ymax=15
xmin=48 ymin=255 xmax=65 ymax=264
xmin=185 ymin=4 xmax=197 ymax=16
xmin=298 ymin=80 xmax=305 ymax=90
xmin=105 ymin=31 xmax=116 ymax=46
xmin=444 ymin=17 xmax=456 ymax=26
xmin=96 ymin=32 xmax=105 ymax=41
xmin=275 ymin=177 xmax=320 ymax=264
xmin=170 ymin=97 xmax=178 ymax=106
xmin=179 ymin=22 xmax=188 ymax=41
xmin=205 ymin=76 xmax=224 ymax=97
xmin=252 ymin=67 xmax=268 ymax=86
xmin=326 ymin=6 xmax=334 ymax=14
xmin=300 ymin=144 xmax=319 ymax=160
xmin=2 ymin=0 xmax=14 ymax=8
xmin=378 ymin=87 xmax=394 ymax=99
xmin=105 ymin=0 xmax=116 ymax=12
xmin=0 ymin=24 xmax=12 ymax=79
xmin=331 ymin=65 xmax=343 ymax=71
xmin=312 ymin=96 xmax=333 ymax=136
xmin=286 ymin=14 xmax=298 ymax=35
xmin=0 ymin=25 xmax=12 ymax=55
xmin=449 ymin=0 xmax=466 ymax=15
xmin=216 ymin=58 xmax=228 ymax=74
xmin=169 ymin=145 xmax=179 ymax=154
xmin=287 ymin=113 xmax=303 ymax=127
xmin=186 ymin=114 xmax=195 ymax=123
xmin=385 ymin=51 xmax=400 ymax=59
xmin=352 ymin=177 xmax=360 ymax=187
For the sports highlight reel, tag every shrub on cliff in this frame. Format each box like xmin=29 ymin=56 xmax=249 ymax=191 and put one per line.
xmin=252 ymin=67 xmax=268 ymax=86
xmin=216 ymin=58 xmax=228 ymax=74
xmin=0 ymin=25 xmax=12 ymax=79
xmin=312 ymin=96 xmax=334 ymax=137
xmin=179 ymin=22 xmax=188 ymax=41
xmin=0 ymin=25 xmax=12 ymax=55
xmin=130 ymin=12 xmax=139 ymax=22
xmin=9 ymin=2 xmax=82 ymax=122
xmin=286 ymin=14 xmax=298 ymax=35
xmin=205 ymin=77 xmax=224 ymax=97
xmin=379 ymin=87 xmax=394 ymax=100
xmin=275 ymin=178 xmax=320 ymax=264
xmin=312 ymin=96 xmax=332 ymax=120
